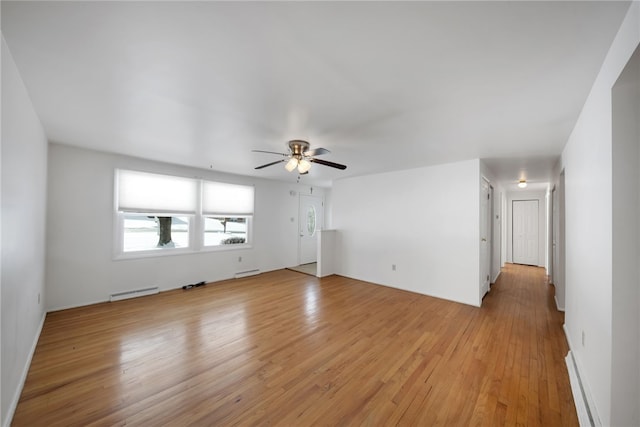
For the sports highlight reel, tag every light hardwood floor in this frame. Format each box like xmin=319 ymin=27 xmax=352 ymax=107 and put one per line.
xmin=13 ymin=264 xmax=577 ymax=426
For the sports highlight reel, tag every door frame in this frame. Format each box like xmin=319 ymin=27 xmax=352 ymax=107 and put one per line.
xmin=506 ymin=191 xmax=547 ymax=267
xmin=298 ymin=194 xmax=324 ymax=265
xmin=489 ymin=184 xmax=495 ymax=282
xmin=512 ymin=199 xmax=539 ymax=265
xmin=551 ymin=185 xmax=557 ymax=283
xmin=550 ymin=172 xmax=566 ymax=311
xmin=480 ymin=177 xmax=492 ymax=298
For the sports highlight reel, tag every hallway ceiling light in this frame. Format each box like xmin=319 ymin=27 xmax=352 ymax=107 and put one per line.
xmin=518 ymin=179 xmax=527 ymax=188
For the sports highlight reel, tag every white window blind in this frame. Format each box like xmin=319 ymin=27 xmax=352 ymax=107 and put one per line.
xmin=202 ymin=181 xmax=254 ymax=215
xmin=117 ymin=169 xmax=198 ymax=214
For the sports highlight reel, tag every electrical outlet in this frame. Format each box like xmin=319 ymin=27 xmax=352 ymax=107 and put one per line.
xmin=238 ymin=256 xmax=242 ymax=263
xmin=392 ymin=264 xmax=396 ymax=271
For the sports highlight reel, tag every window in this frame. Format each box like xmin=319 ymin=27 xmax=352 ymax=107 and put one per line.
xmin=202 ymin=181 xmax=254 ymax=247
xmin=115 ymin=169 xmax=254 ymax=257
xmin=306 ymin=206 xmax=316 ymax=237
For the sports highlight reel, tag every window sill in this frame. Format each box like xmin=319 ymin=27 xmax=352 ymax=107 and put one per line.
xmin=201 ymin=244 xmax=252 ymax=253
xmin=113 ymin=244 xmax=253 ymax=261
xmin=114 ymin=247 xmax=198 ymax=261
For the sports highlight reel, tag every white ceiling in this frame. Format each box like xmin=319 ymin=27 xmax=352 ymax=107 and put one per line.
xmin=1 ymin=1 xmax=631 ymax=187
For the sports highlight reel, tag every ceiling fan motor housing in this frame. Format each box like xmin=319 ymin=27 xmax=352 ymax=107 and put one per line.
xmin=288 ymin=140 xmax=310 ymax=157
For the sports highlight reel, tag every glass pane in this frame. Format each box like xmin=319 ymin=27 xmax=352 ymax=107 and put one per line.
xmin=123 ymin=214 xmax=190 ymax=252
xmin=204 ymin=217 xmax=248 ymax=246
xmin=307 ymin=206 xmax=316 ymax=236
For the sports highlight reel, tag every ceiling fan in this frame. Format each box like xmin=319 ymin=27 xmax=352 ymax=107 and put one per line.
xmin=253 ymin=140 xmax=347 ymax=174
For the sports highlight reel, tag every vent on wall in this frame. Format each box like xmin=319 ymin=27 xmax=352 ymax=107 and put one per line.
xmin=110 ymin=286 xmax=159 ymax=302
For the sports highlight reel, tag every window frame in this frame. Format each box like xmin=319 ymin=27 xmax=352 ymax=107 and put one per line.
xmin=114 ymin=212 xmax=198 ymax=260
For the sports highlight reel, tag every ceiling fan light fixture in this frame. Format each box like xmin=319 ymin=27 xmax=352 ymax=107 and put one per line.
xmin=253 ymin=139 xmax=346 ymax=172
xmin=297 ymin=158 xmax=311 ymax=173
xmin=518 ymin=179 xmax=527 ymax=188
xmin=285 ymin=157 xmax=299 ymax=172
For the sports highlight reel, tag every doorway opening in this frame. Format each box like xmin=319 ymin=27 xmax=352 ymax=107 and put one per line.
xmin=290 ymin=194 xmax=324 ymax=276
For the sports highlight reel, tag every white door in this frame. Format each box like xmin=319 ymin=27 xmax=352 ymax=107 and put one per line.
xmin=299 ymin=195 xmax=323 ymax=265
xmin=512 ymin=200 xmax=539 ymax=265
xmin=480 ymin=179 xmax=491 ymax=297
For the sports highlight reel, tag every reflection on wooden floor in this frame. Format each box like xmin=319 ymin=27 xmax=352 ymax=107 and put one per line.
xmin=13 ymin=264 xmax=577 ymax=426
xmin=286 ymin=262 xmax=317 ymax=276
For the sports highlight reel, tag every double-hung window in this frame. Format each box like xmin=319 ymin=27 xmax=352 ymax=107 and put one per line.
xmin=116 ymin=170 xmax=198 ymax=254
xmin=202 ymin=181 xmax=254 ymax=248
xmin=115 ymin=169 xmax=254 ymax=257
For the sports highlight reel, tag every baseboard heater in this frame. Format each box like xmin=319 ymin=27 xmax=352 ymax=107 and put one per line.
xmin=110 ymin=286 xmax=159 ymax=302
xmin=566 ymin=350 xmax=599 ymax=426
xmin=235 ymin=269 xmax=260 ymax=279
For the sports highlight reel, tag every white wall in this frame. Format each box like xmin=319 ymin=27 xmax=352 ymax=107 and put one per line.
xmin=560 ymin=3 xmax=640 ymax=425
xmin=317 ymin=230 xmax=337 ymax=278
xmin=332 ymin=159 xmax=481 ymax=307
xmin=611 ymin=42 xmax=639 ymax=427
xmin=505 ymin=190 xmax=547 ymax=269
xmin=1 ymin=38 xmax=48 ymax=427
xmin=323 ymin=188 xmax=333 ymax=229
xmin=46 ymin=143 xmax=326 ymax=311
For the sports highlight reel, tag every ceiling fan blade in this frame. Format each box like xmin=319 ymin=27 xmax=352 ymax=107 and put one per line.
xmin=310 ymin=158 xmax=347 ymax=170
xmin=252 ymin=149 xmax=288 ymax=156
xmin=304 ymin=147 xmax=330 ymax=156
xmin=255 ymin=159 xmax=286 ymax=169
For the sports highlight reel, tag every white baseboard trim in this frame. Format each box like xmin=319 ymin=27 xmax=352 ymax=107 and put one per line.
xmin=491 ymin=270 xmax=501 ymax=284
xmin=3 ymin=311 xmax=46 ymax=427
xmin=47 ymin=297 xmax=109 ymax=313
xmin=554 ymin=295 xmax=565 ymax=312
xmin=563 ymin=325 xmax=601 ymax=427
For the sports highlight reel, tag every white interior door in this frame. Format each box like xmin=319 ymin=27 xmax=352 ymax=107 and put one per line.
xmin=480 ymin=179 xmax=491 ymax=297
xmin=299 ymin=195 xmax=323 ymax=265
xmin=512 ymin=200 xmax=539 ymax=265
